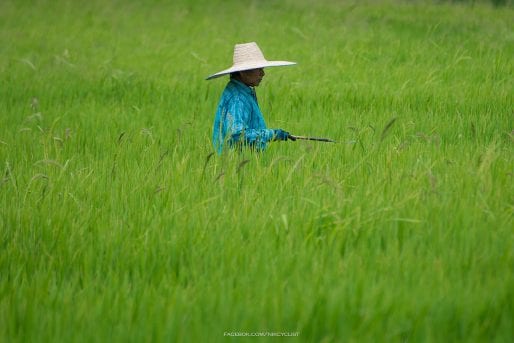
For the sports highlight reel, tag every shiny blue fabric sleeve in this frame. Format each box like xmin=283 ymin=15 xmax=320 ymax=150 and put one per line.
xmin=225 ymin=95 xmax=275 ymax=149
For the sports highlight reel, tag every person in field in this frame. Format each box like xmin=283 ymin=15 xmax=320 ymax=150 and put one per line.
xmin=207 ymin=42 xmax=297 ymax=153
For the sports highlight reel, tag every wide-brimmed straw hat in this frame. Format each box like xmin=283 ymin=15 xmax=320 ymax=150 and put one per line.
xmin=206 ymin=42 xmax=296 ymax=80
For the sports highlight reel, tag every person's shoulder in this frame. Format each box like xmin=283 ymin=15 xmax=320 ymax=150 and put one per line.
xmin=225 ymin=80 xmax=245 ymax=93
xmin=223 ymin=83 xmax=251 ymax=104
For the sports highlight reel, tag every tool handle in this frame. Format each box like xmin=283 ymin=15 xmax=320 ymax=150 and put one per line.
xmin=290 ymin=135 xmax=336 ymax=143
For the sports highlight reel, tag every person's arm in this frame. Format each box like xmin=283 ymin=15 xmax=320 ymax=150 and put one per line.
xmin=224 ymin=97 xmax=275 ymax=146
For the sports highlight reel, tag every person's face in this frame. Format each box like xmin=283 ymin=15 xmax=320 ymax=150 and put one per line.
xmin=239 ymin=68 xmax=265 ymax=87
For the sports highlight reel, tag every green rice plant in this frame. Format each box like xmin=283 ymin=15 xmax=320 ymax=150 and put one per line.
xmin=1 ymin=0 xmax=513 ymax=342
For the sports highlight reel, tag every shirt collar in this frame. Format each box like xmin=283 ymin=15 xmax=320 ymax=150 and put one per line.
xmin=230 ymin=79 xmax=254 ymax=96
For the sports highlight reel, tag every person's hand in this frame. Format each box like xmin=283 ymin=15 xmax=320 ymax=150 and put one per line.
xmin=274 ymin=129 xmax=295 ymax=141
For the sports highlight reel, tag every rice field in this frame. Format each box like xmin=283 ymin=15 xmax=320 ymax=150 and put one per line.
xmin=1 ymin=0 xmax=513 ymax=341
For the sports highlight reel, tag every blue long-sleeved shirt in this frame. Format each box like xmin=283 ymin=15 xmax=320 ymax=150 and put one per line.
xmin=212 ymin=79 xmax=275 ymax=153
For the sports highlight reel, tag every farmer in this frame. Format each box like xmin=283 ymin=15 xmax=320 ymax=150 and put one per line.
xmin=207 ymin=42 xmax=297 ymax=153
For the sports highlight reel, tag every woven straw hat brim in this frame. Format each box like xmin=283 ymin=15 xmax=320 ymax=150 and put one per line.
xmin=206 ymin=60 xmax=296 ymax=80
